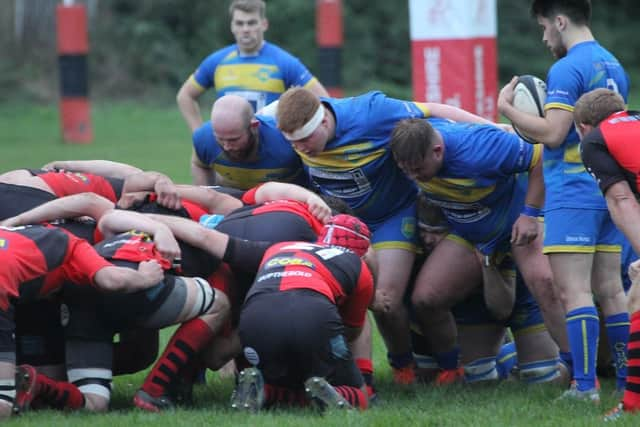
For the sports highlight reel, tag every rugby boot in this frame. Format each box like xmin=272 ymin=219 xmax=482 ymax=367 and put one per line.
xmin=13 ymin=364 xmax=38 ymax=414
xmin=602 ymin=402 xmax=640 ymax=422
xmin=392 ymin=363 xmax=416 ymax=385
xmin=304 ymin=377 xmax=352 ymax=411
xmin=434 ymin=367 xmax=464 ymax=386
xmin=230 ymin=367 xmax=265 ymax=413
xmin=133 ymin=389 xmax=175 ymax=412
xmin=556 ymin=382 xmax=600 ymax=405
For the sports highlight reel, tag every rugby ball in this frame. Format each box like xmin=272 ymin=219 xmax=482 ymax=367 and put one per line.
xmin=512 ymin=75 xmax=547 ymax=142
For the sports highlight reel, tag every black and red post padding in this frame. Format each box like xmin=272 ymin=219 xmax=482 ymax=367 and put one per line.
xmin=316 ymin=0 xmax=343 ymax=97
xmin=56 ymin=3 xmax=92 ymax=143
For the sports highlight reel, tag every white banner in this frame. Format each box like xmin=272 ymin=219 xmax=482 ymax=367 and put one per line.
xmin=409 ymin=0 xmax=497 ymax=40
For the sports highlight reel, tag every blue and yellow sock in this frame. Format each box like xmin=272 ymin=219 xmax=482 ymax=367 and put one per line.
xmin=496 ymin=342 xmax=518 ymax=379
xmin=566 ymin=306 xmax=599 ymax=391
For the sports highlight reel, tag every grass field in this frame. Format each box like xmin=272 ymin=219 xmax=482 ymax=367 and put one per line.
xmin=0 ymin=103 xmax=637 ymax=426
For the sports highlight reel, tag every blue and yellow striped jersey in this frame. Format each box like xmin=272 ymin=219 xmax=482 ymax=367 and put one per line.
xmin=192 ymin=115 xmax=306 ymax=190
xmin=543 ymin=40 xmax=629 ymax=211
xmin=299 ymin=91 xmax=430 ymax=224
xmin=419 ymin=120 xmax=542 ymax=245
xmin=191 ymin=42 xmax=317 ymax=111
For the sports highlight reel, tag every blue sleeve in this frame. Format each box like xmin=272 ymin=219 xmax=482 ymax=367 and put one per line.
xmin=369 ymin=92 xmax=429 ymax=121
xmin=355 ymin=92 xmax=429 ymax=136
xmin=192 ymin=123 xmax=221 ymax=166
xmin=192 ymin=49 xmax=228 ymax=90
xmin=545 ymin=60 xmax=582 ymax=110
xmin=470 ymin=127 xmax=538 ymax=177
xmin=279 ymin=50 xmax=314 ymax=87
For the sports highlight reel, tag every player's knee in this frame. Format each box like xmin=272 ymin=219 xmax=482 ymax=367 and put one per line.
xmin=411 ymin=289 xmax=444 ymax=311
xmin=0 ymin=401 xmax=12 ymax=419
xmin=518 ymin=358 xmax=560 ymax=384
xmin=370 ymin=288 xmax=405 ymax=314
xmin=464 ymin=357 xmax=499 ymax=383
xmin=212 ymin=288 xmax=230 ymax=316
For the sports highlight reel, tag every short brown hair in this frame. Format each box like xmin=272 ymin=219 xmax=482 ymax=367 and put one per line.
xmin=276 ymin=87 xmax=321 ymax=134
xmin=390 ymin=118 xmax=438 ymax=169
xmin=229 ymin=0 xmax=266 ymax=19
xmin=574 ymin=88 xmax=625 ymax=126
xmin=417 ymin=193 xmax=448 ymax=229
xmin=530 ymin=0 xmax=591 ymax=25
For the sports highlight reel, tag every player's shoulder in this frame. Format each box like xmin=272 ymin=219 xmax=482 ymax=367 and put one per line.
xmin=201 ymin=44 xmax=238 ymax=64
xmin=193 ymin=121 xmax=214 ymax=141
xmin=261 ymin=41 xmax=298 ymax=59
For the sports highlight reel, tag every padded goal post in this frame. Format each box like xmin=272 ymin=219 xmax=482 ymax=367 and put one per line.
xmin=57 ymin=1 xmax=92 ymax=143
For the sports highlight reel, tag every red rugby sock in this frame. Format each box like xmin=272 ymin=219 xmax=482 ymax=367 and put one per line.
xmin=141 ymin=318 xmax=214 ymax=398
xmin=623 ymin=311 xmax=640 ymax=411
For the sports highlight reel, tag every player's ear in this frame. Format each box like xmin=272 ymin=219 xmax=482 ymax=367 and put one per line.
xmin=262 ymin=18 xmax=269 ymax=32
xmin=555 ymin=14 xmax=566 ymax=31
xmin=574 ymin=122 xmax=590 ymax=140
xmin=432 ymin=143 xmax=444 ymax=159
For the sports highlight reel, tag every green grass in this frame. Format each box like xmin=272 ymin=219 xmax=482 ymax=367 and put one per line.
xmin=0 ymin=103 xmax=637 ymax=426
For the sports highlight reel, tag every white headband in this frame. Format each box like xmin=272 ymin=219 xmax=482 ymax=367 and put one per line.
xmin=417 ymin=221 xmax=448 ymax=233
xmin=282 ymin=105 xmax=324 ymax=141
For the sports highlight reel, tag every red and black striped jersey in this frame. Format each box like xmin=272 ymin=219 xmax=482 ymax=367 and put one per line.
xmin=93 ymin=231 xmax=172 ymax=270
xmin=581 ymin=110 xmax=640 ymax=196
xmin=0 ymin=225 xmax=112 ymax=309
xmin=34 ymin=170 xmax=124 ymax=202
xmin=246 ymin=241 xmax=373 ymax=328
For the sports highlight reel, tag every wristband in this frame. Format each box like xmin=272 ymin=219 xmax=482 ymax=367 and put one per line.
xmin=521 ymin=205 xmax=541 ymax=218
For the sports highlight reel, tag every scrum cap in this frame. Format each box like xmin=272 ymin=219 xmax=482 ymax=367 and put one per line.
xmin=318 ymin=214 xmax=371 ymax=257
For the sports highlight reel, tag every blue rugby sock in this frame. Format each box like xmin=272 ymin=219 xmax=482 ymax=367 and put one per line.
xmin=387 ymin=351 xmax=414 ymax=369
xmin=496 ymin=342 xmax=518 ymax=379
xmin=434 ymin=347 xmax=460 ymax=370
xmin=605 ymin=312 xmax=630 ymax=391
xmin=566 ymin=306 xmax=599 ymax=391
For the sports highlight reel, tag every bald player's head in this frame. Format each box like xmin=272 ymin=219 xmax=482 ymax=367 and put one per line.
xmin=210 ymin=95 xmax=259 ymax=162
xmin=211 ymin=95 xmax=254 ymax=126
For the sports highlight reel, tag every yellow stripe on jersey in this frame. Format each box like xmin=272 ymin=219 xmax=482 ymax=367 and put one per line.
xmin=563 ymin=144 xmax=582 ymax=164
xmin=213 ymin=165 xmax=296 ymax=190
xmin=565 ymin=165 xmax=586 ymax=174
xmin=530 ymin=144 xmax=543 ymax=170
xmin=297 ymin=143 xmax=386 ymax=170
xmin=302 ymin=77 xmax=319 ymax=89
xmin=413 ymin=102 xmax=431 ymax=117
xmin=544 ymin=102 xmax=574 ymax=112
xmin=188 ymin=74 xmax=206 ymax=92
xmin=214 ymin=64 xmax=285 ymax=93
xmin=223 ymin=51 xmax=239 ymax=61
xmin=0 ymin=239 xmax=6 ymax=249
xmin=418 ymin=178 xmax=495 ymax=203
